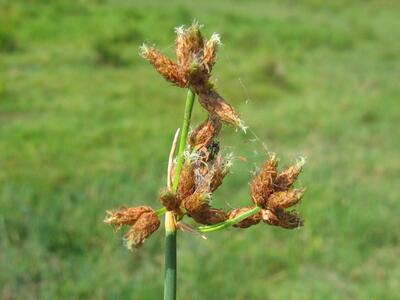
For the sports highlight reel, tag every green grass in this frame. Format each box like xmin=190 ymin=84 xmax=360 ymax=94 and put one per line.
xmin=1 ymin=0 xmax=399 ymax=299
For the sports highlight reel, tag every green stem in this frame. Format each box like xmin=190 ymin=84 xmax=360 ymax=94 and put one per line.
xmin=164 ymin=212 xmax=177 ymax=300
xmin=156 ymin=207 xmax=167 ymax=216
xmin=158 ymin=205 xmax=262 ymax=233
xmin=197 ymin=206 xmax=261 ymax=233
xmin=172 ymin=89 xmax=195 ymax=191
xmin=164 ymin=89 xmax=195 ymax=300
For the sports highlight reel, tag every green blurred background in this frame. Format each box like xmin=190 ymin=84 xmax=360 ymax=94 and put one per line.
xmin=1 ymin=0 xmax=399 ymax=299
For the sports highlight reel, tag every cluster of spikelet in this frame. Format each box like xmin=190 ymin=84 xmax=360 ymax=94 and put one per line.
xmin=236 ymin=155 xmax=305 ymax=229
xmin=139 ymin=22 xmax=244 ymax=129
xmin=104 ymin=22 xmax=306 ymax=250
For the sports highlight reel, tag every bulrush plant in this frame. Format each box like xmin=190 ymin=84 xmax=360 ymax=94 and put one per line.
xmin=104 ymin=22 xmax=306 ymax=300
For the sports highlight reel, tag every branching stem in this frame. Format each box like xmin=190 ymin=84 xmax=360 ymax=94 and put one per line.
xmin=197 ymin=206 xmax=261 ymax=233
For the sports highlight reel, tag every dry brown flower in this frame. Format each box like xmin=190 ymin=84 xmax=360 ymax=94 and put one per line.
xmin=190 ymin=207 xmax=228 ymax=225
xmin=177 ymin=161 xmax=195 ymax=201
xmin=160 ymin=189 xmax=181 ymax=212
xmin=189 ymin=115 xmax=221 ymax=149
xmin=141 ymin=22 xmax=244 ymax=129
xmin=202 ymin=33 xmax=221 ymax=73
xmin=251 ymin=155 xmax=278 ymax=208
xmin=104 ymin=206 xmax=154 ymax=230
xmin=267 ymin=189 xmax=305 ymax=210
xmin=182 ymin=192 xmax=211 ymax=215
xmin=261 ymin=209 xmax=303 ymax=229
xmin=193 ymin=87 xmax=243 ymax=128
xmin=209 ymin=155 xmax=230 ymax=192
xmin=140 ymin=46 xmax=187 ymax=88
xmin=175 ymin=23 xmax=204 ymax=70
xmin=124 ymin=211 xmax=160 ymax=249
xmin=274 ymin=159 xmax=305 ymax=191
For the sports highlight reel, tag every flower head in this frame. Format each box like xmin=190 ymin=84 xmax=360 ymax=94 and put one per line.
xmin=140 ymin=22 xmax=243 ymax=128
xmin=105 ymin=206 xmax=160 ymax=249
xmin=104 ymin=206 xmax=154 ymax=230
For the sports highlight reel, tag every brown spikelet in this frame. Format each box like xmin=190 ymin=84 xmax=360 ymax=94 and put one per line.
xmin=210 ymin=155 xmax=229 ymax=192
xmin=186 ymin=24 xmax=204 ymax=57
xmin=251 ymin=155 xmax=278 ymax=208
xmin=124 ymin=211 xmax=160 ymax=249
xmin=140 ymin=45 xmax=187 ymax=87
xmin=189 ymin=115 xmax=222 ymax=149
xmin=194 ymin=87 xmax=242 ymax=127
xmin=104 ymin=206 xmax=153 ymax=230
xmin=229 ymin=206 xmax=262 ymax=228
xmin=261 ymin=209 xmax=303 ymax=229
xmin=203 ymin=33 xmax=221 ymax=73
xmin=182 ymin=192 xmax=210 ymax=214
xmin=192 ymin=153 xmax=229 ymax=193
xmin=190 ymin=207 xmax=228 ymax=225
xmin=177 ymin=161 xmax=195 ymax=200
xmin=175 ymin=27 xmax=191 ymax=68
xmin=175 ymin=23 xmax=204 ymax=68
xmin=267 ymin=189 xmax=305 ymax=210
xmin=160 ymin=189 xmax=181 ymax=211
xmin=261 ymin=209 xmax=278 ymax=225
xmin=274 ymin=162 xmax=303 ymax=191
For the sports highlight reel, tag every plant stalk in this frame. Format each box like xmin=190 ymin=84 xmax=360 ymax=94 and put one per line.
xmin=164 ymin=211 xmax=177 ymax=300
xmin=164 ymin=89 xmax=195 ymax=300
xmin=172 ymin=90 xmax=196 ymax=192
xmin=197 ymin=206 xmax=261 ymax=233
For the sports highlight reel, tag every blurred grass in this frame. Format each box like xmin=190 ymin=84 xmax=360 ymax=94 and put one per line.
xmin=1 ymin=0 xmax=399 ymax=299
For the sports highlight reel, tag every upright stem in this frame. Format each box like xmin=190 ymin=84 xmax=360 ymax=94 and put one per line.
xmin=164 ymin=212 xmax=177 ymax=300
xmin=172 ymin=89 xmax=196 ymax=191
xmin=164 ymin=89 xmax=195 ymax=300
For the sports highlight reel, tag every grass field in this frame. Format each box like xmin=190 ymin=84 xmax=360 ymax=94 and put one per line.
xmin=1 ymin=0 xmax=399 ymax=299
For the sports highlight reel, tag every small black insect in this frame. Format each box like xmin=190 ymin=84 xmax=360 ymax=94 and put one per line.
xmin=206 ymin=141 xmax=220 ymax=161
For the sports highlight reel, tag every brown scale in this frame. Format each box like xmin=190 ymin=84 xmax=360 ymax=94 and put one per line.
xmin=140 ymin=47 xmax=187 ymax=88
xmin=202 ymin=34 xmax=220 ymax=73
xmin=193 ymin=85 xmax=242 ymax=127
xmin=274 ymin=164 xmax=303 ymax=191
xmin=159 ymin=189 xmax=181 ymax=212
xmin=189 ymin=207 xmax=228 ymax=225
xmin=176 ymin=161 xmax=195 ymax=201
xmin=267 ymin=189 xmax=304 ymax=210
xmin=176 ymin=24 xmax=204 ymax=70
xmin=182 ymin=192 xmax=210 ymax=215
xmin=189 ymin=115 xmax=221 ymax=150
xmin=209 ymin=155 xmax=229 ymax=192
xmin=104 ymin=206 xmax=154 ymax=230
xmin=251 ymin=155 xmax=278 ymax=208
xmin=261 ymin=209 xmax=303 ymax=229
xmin=124 ymin=211 xmax=160 ymax=249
